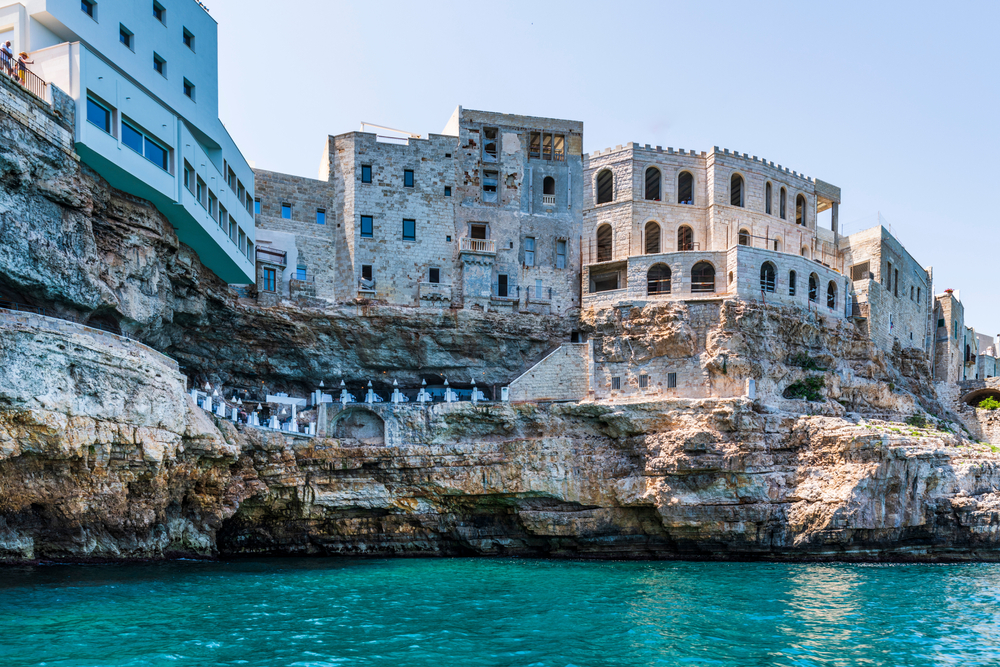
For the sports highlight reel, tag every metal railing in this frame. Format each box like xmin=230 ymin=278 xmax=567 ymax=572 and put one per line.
xmin=256 ymin=246 xmax=287 ymax=266
xmin=460 ymin=237 xmax=496 ymax=253
xmin=647 ymin=279 xmax=671 ymax=295
xmin=691 ymin=280 xmax=716 ymax=293
xmin=542 ymin=194 xmax=556 ymax=205
xmin=526 ymin=285 xmax=552 ymax=301
xmin=1 ymin=50 xmax=47 ymax=100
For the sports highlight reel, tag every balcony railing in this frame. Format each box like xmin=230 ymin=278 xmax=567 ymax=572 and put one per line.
xmin=2 ymin=51 xmax=47 ymax=101
xmin=526 ymin=285 xmax=553 ymax=302
xmin=256 ymin=247 xmax=287 ymax=266
xmin=460 ymin=237 xmax=496 ymax=253
xmin=542 ymin=194 xmax=556 ymax=205
xmin=491 ymin=284 xmax=519 ymax=300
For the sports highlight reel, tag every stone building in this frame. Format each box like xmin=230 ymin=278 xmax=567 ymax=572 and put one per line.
xmin=250 ymin=106 xmax=583 ymax=315
xmin=933 ymin=290 xmax=966 ymax=384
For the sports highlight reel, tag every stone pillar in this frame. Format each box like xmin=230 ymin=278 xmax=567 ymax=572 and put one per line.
xmin=831 ymin=201 xmax=839 ymax=235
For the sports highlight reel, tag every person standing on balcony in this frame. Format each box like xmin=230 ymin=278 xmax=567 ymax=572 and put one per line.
xmin=1 ymin=42 xmax=12 ymax=77
xmin=16 ymin=53 xmax=33 ymax=86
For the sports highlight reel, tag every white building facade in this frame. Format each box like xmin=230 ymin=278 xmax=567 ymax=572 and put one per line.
xmin=0 ymin=0 xmax=255 ymax=283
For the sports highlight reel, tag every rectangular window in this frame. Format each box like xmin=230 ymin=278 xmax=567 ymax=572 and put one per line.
xmin=483 ymin=127 xmax=498 ymax=162
xmin=894 ymin=269 xmax=899 ymax=297
xmin=444 ymin=186 xmax=451 ymax=197
xmin=238 ymin=228 xmax=246 ymax=253
xmin=119 ymin=24 xmax=133 ymax=50
xmin=497 ymin=274 xmax=508 ymax=297
xmin=208 ymin=191 xmax=217 ymax=218
xmin=361 ymin=264 xmax=373 ymax=281
xmin=183 ymin=161 xmax=193 ymax=192
xmin=885 ymin=262 xmax=892 ymax=290
xmin=263 ymin=267 xmax=276 ymax=292
xmin=153 ymin=1 xmax=165 ymax=22
xmin=360 ymin=215 xmax=373 ymax=238
xmin=153 ymin=53 xmax=166 ymax=76
xmin=229 ymin=217 xmax=237 ymax=243
xmin=429 ymin=267 xmax=440 ymax=284
xmin=611 ymin=376 xmax=621 ymax=390
xmin=535 ymin=279 xmax=543 ymax=299
xmin=554 ymin=135 xmax=565 ymax=161
xmin=237 ymin=180 xmax=245 ymax=202
xmin=81 ymin=0 xmax=96 ymax=19
xmin=667 ymin=372 xmax=677 ymax=388
xmin=254 ymin=199 xmax=261 ymax=215
xmin=470 ymin=224 xmax=487 ymax=240
xmin=938 ymin=318 xmax=945 ymax=328
xmin=86 ymin=97 xmax=111 ymax=134
xmin=247 ymin=241 xmax=253 ymax=262
xmin=281 ymin=203 xmax=291 ymax=219
xmin=316 ymin=209 xmax=326 ymax=225
xmin=227 ymin=167 xmax=236 ymax=189
xmin=122 ymin=120 xmax=143 ymax=154
xmin=404 ymin=169 xmax=414 ymax=188
xmin=556 ymin=240 xmax=567 ymax=269
xmin=542 ymin=133 xmax=552 ymax=160
xmin=183 ymin=78 xmax=195 ymax=100
xmin=245 ymin=193 xmax=253 ymax=214
xmin=296 ymin=265 xmax=307 ymax=280
xmin=121 ymin=119 xmax=170 ymax=171
xmin=639 ymin=374 xmax=649 ymax=389
xmin=361 ymin=165 xmax=372 ymax=183
xmin=483 ymin=170 xmax=498 ymax=203
xmin=524 ymin=237 xmax=535 ymax=267
xmin=183 ymin=27 xmax=194 ymax=50
xmin=529 ymin=132 xmax=540 ymax=159
xmin=196 ymin=177 xmax=205 ymax=207
xmin=219 ymin=205 xmax=227 ymax=229
xmin=402 ymin=218 xmax=416 ymax=241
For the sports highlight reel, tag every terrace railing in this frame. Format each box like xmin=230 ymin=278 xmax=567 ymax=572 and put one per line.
xmin=1 ymin=51 xmax=47 ymax=100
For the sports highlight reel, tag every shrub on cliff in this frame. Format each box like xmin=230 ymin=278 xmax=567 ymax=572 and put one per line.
xmin=977 ymin=396 xmax=1000 ymax=410
xmin=783 ymin=376 xmax=825 ymax=402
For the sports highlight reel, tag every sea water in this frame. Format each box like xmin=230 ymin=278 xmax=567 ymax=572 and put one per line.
xmin=2 ymin=558 xmax=1000 ymax=666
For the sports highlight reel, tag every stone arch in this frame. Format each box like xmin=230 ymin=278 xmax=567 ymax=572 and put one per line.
xmin=760 ymin=261 xmax=776 ymax=292
xmin=644 ymin=166 xmax=661 ymax=201
xmin=692 ymin=261 xmax=716 ymax=293
xmin=543 ymin=176 xmax=555 ymax=195
xmin=961 ymin=388 xmax=1000 ymax=407
xmin=796 ymin=193 xmax=807 ymax=226
xmin=644 ymin=220 xmax=661 ymax=254
xmin=596 ymin=223 xmax=613 ymax=262
xmin=596 ymin=169 xmax=614 ymax=204
xmin=647 ymin=263 xmax=671 ymax=295
xmin=677 ymin=170 xmax=694 ymax=204
xmin=738 ymin=228 xmax=750 ymax=246
xmin=677 ymin=225 xmax=694 ymax=251
xmin=827 ymin=280 xmax=837 ymax=309
xmin=332 ymin=408 xmax=385 ymax=445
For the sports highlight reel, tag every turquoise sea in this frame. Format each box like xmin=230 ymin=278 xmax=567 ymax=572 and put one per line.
xmin=2 ymin=558 xmax=1000 ymax=666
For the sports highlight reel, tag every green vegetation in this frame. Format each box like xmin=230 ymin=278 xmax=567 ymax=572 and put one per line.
xmin=788 ymin=353 xmax=827 ymax=371
xmin=783 ymin=376 xmax=825 ymax=402
xmin=905 ymin=414 xmax=927 ymax=428
xmin=977 ymin=396 xmax=1000 ymax=411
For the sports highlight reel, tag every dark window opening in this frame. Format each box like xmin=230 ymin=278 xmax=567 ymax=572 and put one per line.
xmin=82 ymin=0 xmax=96 ymax=18
xmin=809 ymin=274 xmax=819 ymax=302
xmin=596 ymin=224 xmax=613 ymax=262
xmin=543 ymin=176 xmax=555 ymax=195
xmin=647 ymin=263 xmax=671 ymax=295
xmin=591 ymin=273 xmax=619 ymax=293
xmin=483 ymin=127 xmax=498 ymax=162
xmin=645 ymin=222 xmax=661 ymax=254
xmin=738 ymin=229 xmax=750 ymax=246
xmin=402 ymin=218 xmax=416 ymax=241
xmin=153 ymin=1 xmax=165 ymax=22
xmin=667 ymin=372 xmax=677 ymax=388
xmin=677 ymin=171 xmax=693 ymax=204
xmin=529 ymin=132 xmax=540 ymax=159
xmin=894 ymin=269 xmax=899 ymax=297
xmin=850 ymin=262 xmax=871 ymax=281
xmin=483 ymin=170 xmax=498 ymax=203
xmin=639 ymin=374 xmax=650 ymax=389
xmin=789 ymin=270 xmax=797 ymax=296
xmin=183 ymin=78 xmax=194 ymax=99
xmin=119 ymin=24 xmax=132 ymax=49
xmin=361 ymin=264 xmax=373 ymax=281
xmin=596 ymin=170 xmax=613 ymax=204
xmin=765 ymin=182 xmax=772 ymax=215
xmin=796 ymin=194 xmax=806 ymax=225
xmin=403 ymin=169 xmax=414 ymax=188
xmin=645 ymin=167 xmax=660 ymax=201
xmin=153 ymin=53 xmax=165 ymax=75
xmin=827 ymin=281 xmax=837 ymax=309
xmin=730 ymin=173 xmax=744 ymax=207
xmin=497 ymin=274 xmax=508 ymax=297
xmin=360 ymin=215 xmax=373 ymax=238
xmin=760 ymin=262 xmax=776 ymax=293
xmin=428 ymin=267 xmax=440 ymax=284
xmin=182 ymin=27 xmax=194 ymax=50
xmin=780 ymin=187 xmax=787 ymax=219
xmin=444 ymin=186 xmax=451 ymax=196
xmin=470 ymin=224 xmax=488 ymax=240
xmin=611 ymin=376 xmax=621 ymax=390
xmin=678 ymin=225 xmax=693 ymax=251
xmin=361 ymin=165 xmax=372 ymax=183
xmin=692 ymin=261 xmax=715 ymax=293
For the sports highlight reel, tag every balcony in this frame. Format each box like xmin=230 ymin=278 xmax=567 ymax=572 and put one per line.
xmin=1 ymin=50 xmax=47 ymax=101
xmin=418 ymin=282 xmax=453 ymax=305
xmin=542 ymin=194 xmax=556 ymax=205
xmin=460 ymin=238 xmax=496 ymax=254
xmin=256 ymin=247 xmax=287 ymax=267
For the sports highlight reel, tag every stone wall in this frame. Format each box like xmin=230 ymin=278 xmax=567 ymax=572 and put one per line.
xmin=507 ymin=343 xmax=590 ymax=402
xmin=0 ymin=77 xmax=75 ymax=158
xmin=934 ymin=292 xmax=965 ymax=383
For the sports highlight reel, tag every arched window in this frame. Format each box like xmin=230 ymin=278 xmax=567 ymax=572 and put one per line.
xmin=773 ymin=237 xmax=781 ymax=252
xmin=677 ymin=171 xmax=693 ymax=204
xmin=647 ymin=263 xmax=671 ymax=295
xmin=789 ymin=270 xmax=797 ymax=296
xmin=808 ymin=273 xmax=819 ymax=302
xmin=596 ymin=224 xmax=613 ymax=262
xmin=765 ymin=182 xmax=772 ymax=215
xmin=692 ymin=262 xmax=715 ymax=293
xmin=796 ymin=194 xmax=806 ymax=225
xmin=677 ymin=225 xmax=693 ymax=251
xmin=801 ymin=246 xmax=809 ymax=258
xmin=645 ymin=221 xmax=661 ymax=254
xmin=730 ymin=173 xmax=744 ymax=207
xmin=827 ymin=281 xmax=837 ymax=309
xmin=779 ymin=187 xmax=787 ymax=219
xmin=760 ymin=262 xmax=776 ymax=293
xmin=738 ymin=228 xmax=750 ymax=246
xmin=543 ymin=176 xmax=555 ymax=195
xmin=645 ymin=167 xmax=661 ymax=201
xmin=596 ymin=169 xmax=613 ymax=204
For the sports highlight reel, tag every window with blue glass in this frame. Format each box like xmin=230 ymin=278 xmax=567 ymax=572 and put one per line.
xmin=404 ymin=169 xmax=414 ymax=188
xmin=254 ymin=199 xmax=261 ymax=215
xmin=360 ymin=215 xmax=373 ymax=238
xmin=86 ymin=97 xmax=111 ymax=133
xmin=153 ymin=1 xmax=165 ymax=23
xmin=81 ymin=0 xmax=96 ymax=19
xmin=296 ymin=265 xmax=307 ymax=280
xmin=361 ymin=165 xmax=372 ymax=183
xmin=402 ymin=218 xmax=416 ymax=241
xmin=281 ymin=203 xmax=291 ymax=219
xmin=121 ymin=119 xmax=169 ymax=171
xmin=316 ymin=209 xmax=326 ymax=225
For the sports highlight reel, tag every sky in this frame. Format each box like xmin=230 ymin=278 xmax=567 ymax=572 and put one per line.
xmin=210 ymin=0 xmax=1000 ymax=336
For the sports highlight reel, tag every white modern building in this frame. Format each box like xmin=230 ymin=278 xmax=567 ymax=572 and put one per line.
xmin=0 ymin=0 xmax=255 ymax=283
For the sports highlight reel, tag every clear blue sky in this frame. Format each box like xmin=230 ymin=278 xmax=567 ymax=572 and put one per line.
xmin=211 ymin=0 xmax=1000 ymax=338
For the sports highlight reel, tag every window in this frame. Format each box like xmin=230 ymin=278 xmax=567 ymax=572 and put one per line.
xmin=765 ymin=182 xmax=772 ymax=215
xmin=645 ymin=221 xmax=661 ymax=254
xmin=796 ymin=194 xmax=806 ymax=225
xmin=483 ymin=170 xmax=498 ymax=203
xmin=645 ymin=167 xmax=661 ymax=201
xmin=317 ymin=209 xmax=326 ymax=225
xmin=196 ymin=177 xmax=205 ymax=207
xmin=254 ymin=199 xmax=261 ymax=215
xmin=402 ymin=218 xmax=416 ymax=241
xmin=183 ymin=161 xmax=193 ymax=193
xmin=227 ymin=167 xmax=236 ymax=189
xmin=678 ymin=226 xmax=693 ymax=251
xmin=239 ymin=229 xmax=246 ymax=253
xmin=850 ymin=262 xmax=870 ymax=281
xmin=827 ymin=281 xmax=837 ymax=309
xmin=153 ymin=1 xmax=165 ymax=22
xmin=809 ymin=273 xmax=819 ymax=302
xmin=483 ymin=127 xmax=498 ymax=162
xmin=535 ymin=279 xmax=543 ymax=299
xmin=153 ymin=53 xmax=166 ymax=76
xmin=119 ymin=24 xmax=133 ymax=50
xmin=591 ymin=272 xmax=619 ymax=293
xmin=760 ymin=262 xmax=776 ymax=292
xmin=86 ymin=97 xmax=111 ymax=134
xmin=596 ymin=224 xmax=612 ymax=262
xmin=738 ymin=229 xmax=750 ymax=246
xmin=208 ymin=191 xmax=217 ymax=218
xmin=789 ymin=270 xmax=797 ymax=296
xmin=639 ymin=374 xmax=650 ymax=389
xmin=773 ymin=238 xmax=780 ymax=252
xmin=361 ymin=164 xmax=372 ymax=183
xmin=229 ymin=216 xmax=237 ymax=243
xmin=543 ymin=176 xmax=555 ymax=195
xmin=296 ymin=265 xmax=307 ymax=280
xmin=677 ymin=171 xmax=693 ymax=204
xmin=529 ymin=132 xmax=540 ymax=159
xmin=403 ymin=169 xmax=414 ymax=188
xmin=360 ymin=215 xmax=373 ymax=238
xmin=692 ymin=262 xmax=715 ymax=293
xmin=667 ymin=372 xmax=677 ymax=389
xmin=281 ymin=203 xmax=291 ymax=219
xmin=730 ymin=173 xmax=744 ymax=207
xmin=596 ymin=169 xmax=613 ymax=204
xmin=183 ymin=78 xmax=194 ymax=99
xmin=470 ymin=223 xmax=488 ymax=239
xmin=780 ymin=187 xmax=787 ymax=219
xmin=918 ymin=288 xmax=921 ymax=302
xmin=910 ymin=285 xmax=914 ymax=300
xmin=183 ymin=28 xmax=194 ymax=50
xmin=524 ymin=237 xmax=535 ymax=266
xmin=611 ymin=377 xmax=621 ymax=391
xmin=246 ymin=241 xmax=253 ymax=262
xmin=647 ymin=264 xmax=671 ymax=295
xmin=938 ymin=318 xmax=945 ymax=328
xmin=556 ymin=240 xmax=567 ymax=269
xmin=497 ymin=274 xmax=509 ymax=297
xmin=262 ymin=267 xmax=276 ymax=292
xmin=542 ymin=133 xmax=552 ymax=160
xmin=219 ymin=205 xmax=227 ymax=229
xmin=554 ymin=135 xmax=565 ymax=161
xmin=122 ymin=119 xmax=169 ymax=171
xmin=81 ymin=0 xmax=96 ymax=19
xmin=428 ymin=267 xmax=440 ymax=284
xmin=894 ymin=269 xmax=899 ymax=297
xmin=444 ymin=186 xmax=451 ymax=197
xmin=446 ymin=236 xmax=451 ymax=242
xmin=361 ymin=264 xmax=373 ymax=281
